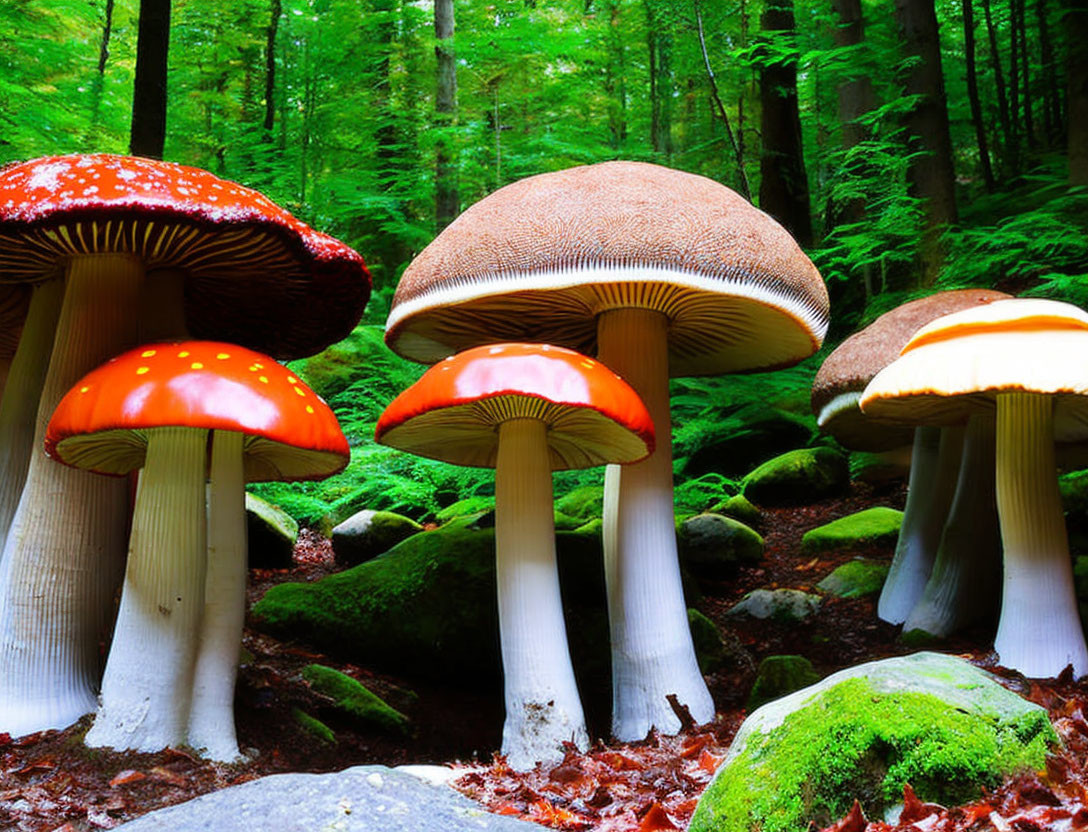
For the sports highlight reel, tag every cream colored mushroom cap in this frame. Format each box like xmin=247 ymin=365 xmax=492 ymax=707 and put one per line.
xmin=859 ymin=298 xmax=1088 ymax=440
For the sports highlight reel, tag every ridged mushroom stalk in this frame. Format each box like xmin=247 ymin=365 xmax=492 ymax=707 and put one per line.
xmin=84 ymin=427 xmax=209 ymax=751
xmin=902 ymin=412 xmax=1000 ymax=638
xmin=598 ymin=307 xmax=712 ymax=740
xmin=496 ymin=418 xmax=589 ymax=769
xmin=993 ymin=392 xmax=1088 ymax=677
xmin=877 ymin=425 xmax=963 ymax=624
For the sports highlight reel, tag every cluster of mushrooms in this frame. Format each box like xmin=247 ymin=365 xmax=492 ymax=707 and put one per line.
xmin=2 ymin=151 xmax=1082 ymax=775
xmin=813 ymin=291 xmax=1088 ymax=679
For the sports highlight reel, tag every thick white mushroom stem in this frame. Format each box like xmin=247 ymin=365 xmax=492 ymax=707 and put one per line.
xmin=0 ymin=254 xmax=141 ymax=736
xmin=902 ymin=412 xmax=1000 ymax=638
xmin=598 ymin=307 xmax=714 ymax=741
xmin=0 ymin=278 xmax=64 ymax=556
xmin=188 ymin=430 xmax=246 ymax=761
xmin=993 ymin=392 xmax=1088 ymax=678
xmin=877 ymin=425 xmax=963 ymax=624
xmin=495 ymin=417 xmax=588 ymax=770
xmin=86 ymin=426 xmax=209 ymax=751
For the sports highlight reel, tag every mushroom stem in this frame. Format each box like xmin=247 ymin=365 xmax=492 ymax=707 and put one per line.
xmin=495 ymin=417 xmax=588 ymax=770
xmin=0 ymin=278 xmax=64 ymax=556
xmin=877 ymin=424 xmax=963 ymax=624
xmin=140 ymin=268 xmax=189 ymax=343
xmin=188 ymin=429 xmax=246 ymax=761
xmin=0 ymin=253 xmax=141 ymax=735
xmin=902 ymin=412 xmax=1001 ymax=638
xmin=86 ymin=426 xmax=209 ymax=751
xmin=598 ymin=307 xmax=714 ymax=741
xmin=993 ymin=391 xmax=1088 ymax=677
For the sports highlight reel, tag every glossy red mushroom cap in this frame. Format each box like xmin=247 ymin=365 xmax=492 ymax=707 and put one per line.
xmin=0 ymin=154 xmax=370 ymax=359
xmin=45 ymin=341 xmax=349 ymax=482
xmin=375 ymin=342 xmax=655 ymax=470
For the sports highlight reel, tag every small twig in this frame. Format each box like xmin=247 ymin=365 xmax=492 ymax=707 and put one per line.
xmin=666 ymin=693 xmax=697 ymax=732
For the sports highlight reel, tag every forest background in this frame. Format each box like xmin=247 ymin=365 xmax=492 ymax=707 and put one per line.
xmin=3 ymin=0 xmax=1087 ymax=527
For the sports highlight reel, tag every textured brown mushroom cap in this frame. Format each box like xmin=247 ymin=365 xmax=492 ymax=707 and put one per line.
xmin=811 ymin=289 xmax=1010 ymax=450
xmin=860 ymin=298 xmax=1088 ymax=441
xmin=386 ymin=161 xmax=828 ymax=376
xmin=0 ymin=154 xmax=370 ymax=360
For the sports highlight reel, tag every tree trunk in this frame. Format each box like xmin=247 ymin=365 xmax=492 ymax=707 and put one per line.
xmin=758 ymin=0 xmax=813 ymax=246
xmin=645 ymin=2 xmax=674 ymax=158
xmin=263 ymin=0 xmax=280 ymax=134
xmin=830 ymin=0 xmax=877 ymax=232
xmin=894 ymin=0 xmax=957 ymax=285
xmin=1037 ymin=0 xmax=1062 ymax=146
xmin=434 ymin=0 xmax=458 ymax=231
xmin=129 ymin=0 xmax=171 ymax=159
xmin=1067 ymin=0 xmax=1088 ymax=185
xmin=1014 ymin=0 xmax=1036 ymax=148
xmin=604 ymin=0 xmax=628 ymax=150
xmin=964 ymin=0 xmax=996 ymax=190
xmin=982 ymin=0 xmax=1016 ymax=173
xmin=98 ymin=0 xmax=115 ymax=74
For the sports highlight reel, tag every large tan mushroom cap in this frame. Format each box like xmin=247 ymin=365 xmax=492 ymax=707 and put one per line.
xmin=860 ymin=298 xmax=1088 ymax=440
xmin=812 ymin=289 xmax=1010 ymax=450
xmin=386 ymin=161 xmax=828 ymax=376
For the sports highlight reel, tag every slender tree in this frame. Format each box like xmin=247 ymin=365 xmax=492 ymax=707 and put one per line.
xmin=263 ymin=0 xmax=280 ymax=135
xmin=758 ymin=0 xmax=813 ymax=246
xmin=435 ymin=0 xmax=458 ymax=231
xmin=894 ymin=0 xmax=957 ymax=284
xmin=982 ymin=0 xmax=1015 ymax=173
xmin=964 ymin=0 xmax=996 ymax=190
xmin=1068 ymin=0 xmax=1088 ymax=185
xmin=130 ymin=0 xmax=171 ymax=159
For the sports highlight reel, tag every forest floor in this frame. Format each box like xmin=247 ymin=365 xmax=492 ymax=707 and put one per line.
xmin=3 ymin=481 xmax=1088 ymax=831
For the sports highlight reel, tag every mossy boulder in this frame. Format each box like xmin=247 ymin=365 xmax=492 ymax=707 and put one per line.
xmin=554 ymin=485 xmax=604 ymax=524
xmin=747 ymin=655 xmax=819 ymax=711
xmin=688 ymin=609 xmax=728 ymax=675
xmin=291 ymin=707 xmax=336 ymax=745
xmin=331 ymin=510 xmax=423 ymax=567
xmin=689 ymin=652 xmax=1057 ymax=832
xmin=802 ymin=507 xmax=903 ymax=553
xmin=674 ymin=474 xmax=737 ymax=515
xmin=727 ymin=588 xmax=821 ymax=622
xmin=434 ymin=496 xmax=495 ymax=523
xmin=677 ymin=513 xmax=764 ymax=577
xmin=817 ymin=558 xmax=890 ymax=599
xmin=246 ymin=493 xmax=299 ymax=569
xmin=708 ymin=494 xmax=761 ymax=526
xmin=741 ymin=447 xmax=849 ymax=506
xmin=850 ymin=448 xmax=912 ymax=486
xmin=681 ymin=404 xmax=817 ymax=479
xmin=301 ymin=664 xmax=411 ymax=736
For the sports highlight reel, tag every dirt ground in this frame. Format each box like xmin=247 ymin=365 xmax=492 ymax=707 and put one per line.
xmin=3 ymin=480 xmax=1087 ymax=831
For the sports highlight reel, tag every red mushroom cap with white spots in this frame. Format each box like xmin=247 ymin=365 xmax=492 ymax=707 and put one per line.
xmin=0 ymin=154 xmax=370 ymax=359
xmin=45 ymin=341 xmax=349 ymax=482
xmin=375 ymin=342 xmax=655 ymax=470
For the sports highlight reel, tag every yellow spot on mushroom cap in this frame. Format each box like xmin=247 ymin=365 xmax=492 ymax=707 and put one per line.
xmin=136 ymin=367 xmax=149 ymax=375
xmin=79 ymin=386 xmax=89 ymax=394
xmin=294 ymin=387 xmax=306 ymax=397
xmin=141 ymin=349 xmax=156 ymax=358
xmin=178 ymin=350 xmax=190 ymax=358
xmin=191 ymin=362 xmax=204 ymax=370
xmin=305 ymin=405 xmax=314 ymax=414
xmin=216 ymin=353 xmax=230 ymax=360
xmin=258 ymin=376 xmax=269 ymax=384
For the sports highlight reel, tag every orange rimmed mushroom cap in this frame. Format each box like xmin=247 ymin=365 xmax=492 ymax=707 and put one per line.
xmin=860 ymin=298 xmax=1088 ymax=439
xmin=45 ymin=340 xmax=348 ymax=481
xmin=0 ymin=154 xmax=370 ymax=359
xmin=375 ymin=342 xmax=655 ymax=470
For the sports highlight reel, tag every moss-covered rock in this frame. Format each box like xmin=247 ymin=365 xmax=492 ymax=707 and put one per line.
xmin=331 ymin=510 xmax=423 ymax=567
xmin=741 ymin=447 xmax=849 ymax=506
xmin=246 ymin=493 xmax=299 ymax=569
xmin=291 ymin=707 xmax=336 ymax=745
xmin=680 ymin=404 xmax=817 ymax=479
xmin=727 ymin=588 xmax=821 ymax=622
xmin=554 ymin=485 xmax=604 ymax=524
xmin=850 ymin=448 xmax=912 ymax=486
xmin=688 ymin=609 xmax=728 ymax=675
xmin=817 ymin=558 xmax=890 ymax=599
xmin=689 ymin=652 xmax=1057 ymax=832
xmin=434 ymin=496 xmax=495 ymax=523
xmin=708 ymin=494 xmax=761 ymax=526
xmin=802 ymin=507 xmax=903 ymax=553
xmin=301 ymin=664 xmax=411 ymax=736
xmin=674 ymin=474 xmax=737 ymax=515
xmin=747 ymin=655 xmax=819 ymax=711
xmin=678 ymin=513 xmax=763 ymax=577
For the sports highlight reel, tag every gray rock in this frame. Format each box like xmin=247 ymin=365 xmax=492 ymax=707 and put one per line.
xmin=727 ymin=588 xmax=821 ymax=622
xmin=332 ymin=509 xmax=423 ymax=567
xmin=678 ymin=513 xmax=764 ymax=576
xmin=246 ymin=493 xmax=299 ymax=569
xmin=115 ymin=765 xmax=548 ymax=831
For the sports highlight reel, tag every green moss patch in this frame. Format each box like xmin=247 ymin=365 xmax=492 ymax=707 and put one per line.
xmin=817 ymin=558 xmax=890 ymax=599
xmin=291 ymin=707 xmax=336 ymax=745
xmin=802 ymin=507 xmax=903 ymax=553
xmin=689 ymin=652 xmax=1057 ymax=832
xmin=747 ymin=655 xmax=820 ymax=712
xmin=741 ymin=447 xmax=849 ymax=506
xmin=301 ymin=664 xmax=411 ymax=736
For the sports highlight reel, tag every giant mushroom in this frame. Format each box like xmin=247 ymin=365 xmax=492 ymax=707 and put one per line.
xmin=376 ymin=342 xmax=655 ymax=769
xmin=45 ymin=340 xmax=349 ymax=757
xmin=861 ymin=297 xmax=1088 ymax=677
xmin=0 ymin=153 xmax=369 ymax=736
xmin=384 ymin=161 xmax=827 ymax=740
